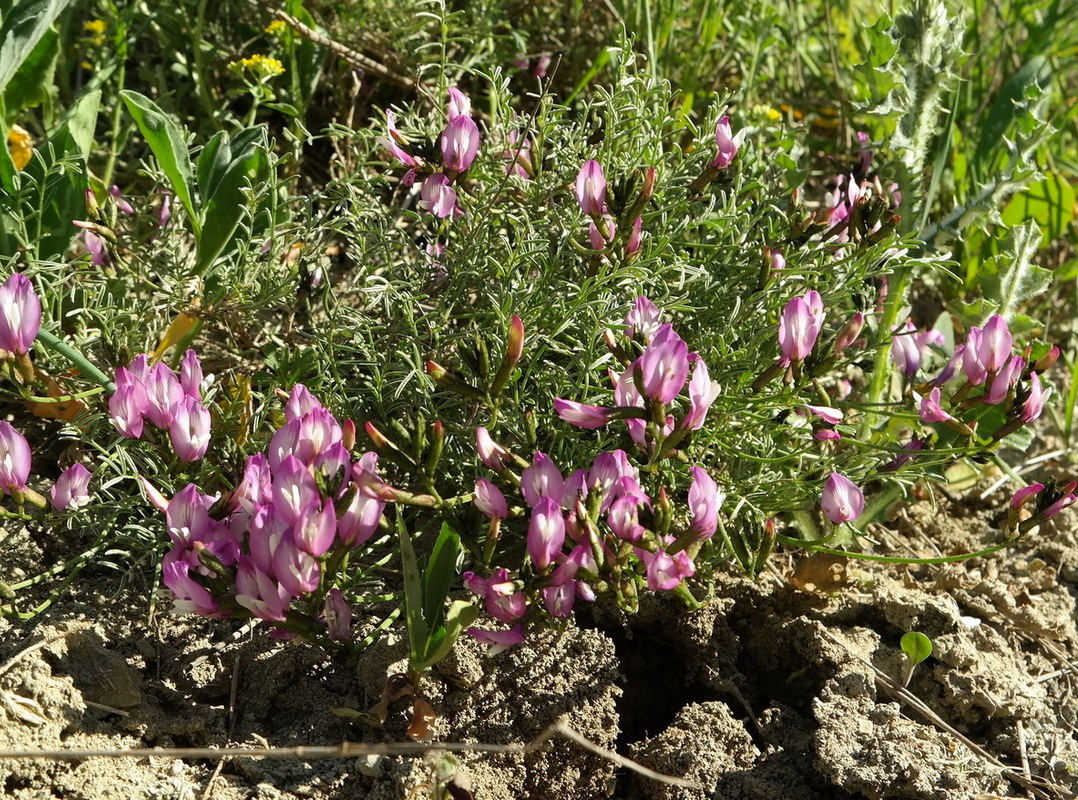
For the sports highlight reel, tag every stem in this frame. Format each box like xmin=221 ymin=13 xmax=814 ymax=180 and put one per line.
xmin=775 ymin=534 xmax=1013 ymax=564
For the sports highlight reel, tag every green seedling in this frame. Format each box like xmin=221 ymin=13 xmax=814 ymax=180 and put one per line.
xmin=900 ymin=631 xmax=933 ymax=687
xmin=398 ymin=515 xmax=478 ymax=689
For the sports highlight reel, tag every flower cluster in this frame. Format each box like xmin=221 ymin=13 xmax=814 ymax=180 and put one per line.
xmin=554 ymin=297 xmax=720 ymax=459
xmin=465 ymin=436 xmax=725 ymax=650
xmin=158 ymin=385 xmax=388 ymax=640
xmin=108 ymin=351 xmax=213 ymax=462
xmin=380 ymin=88 xmax=480 ymax=218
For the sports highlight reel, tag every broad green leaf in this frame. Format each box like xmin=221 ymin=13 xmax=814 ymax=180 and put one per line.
xmin=194 ymin=129 xmax=268 ymax=274
xmin=120 ymin=90 xmax=199 ymax=236
xmin=900 ymin=631 xmax=932 ymax=665
xmin=66 ymin=89 xmax=100 ymax=160
xmin=422 ymin=523 xmax=462 ymax=633
xmin=3 ymin=25 xmax=57 ymax=116
xmin=195 ymin=131 xmax=230 ymax=200
xmin=414 ymin=601 xmax=478 ymax=671
xmin=397 ymin=514 xmax=427 ymax=664
xmin=0 ymin=0 xmax=73 ymax=96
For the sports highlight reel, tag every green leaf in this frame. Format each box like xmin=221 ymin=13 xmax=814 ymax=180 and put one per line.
xmin=971 ymin=57 xmax=1050 ymax=184
xmin=413 ymin=601 xmax=478 ymax=672
xmin=900 ymin=631 xmax=932 ymax=665
xmin=194 ymin=127 xmax=268 ymax=274
xmin=422 ymin=523 xmax=462 ymax=633
xmin=0 ymin=0 xmax=73 ymax=96
xmin=3 ymin=25 xmax=57 ymax=116
xmin=1001 ymin=172 xmax=1075 ymax=244
xmin=195 ymin=131 xmax=230 ymax=201
xmin=397 ymin=513 xmax=427 ymax=664
xmin=120 ymin=90 xmax=200 ymax=236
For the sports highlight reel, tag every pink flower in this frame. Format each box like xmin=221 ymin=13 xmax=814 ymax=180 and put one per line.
xmin=575 ymin=159 xmax=606 ymax=217
xmin=711 ymin=116 xmax=745 ymax=169
xmin=803 ymin=404 xmax=843 ymax=425
xmin=51 ymin=463 xmax=92 ymax=510
xmin=626 ymin=216 xmax=643 ymax=256
xmin=820 ymin=472 xmax=864 ymax=523
xmin=1019 ymin=373 xmax=1049 ymax=423
xmin=324 ymin=589 xmax=353 ymax=641
xmin=143 ymin=361 xmax=182 ymax=430
xmin=0 ymin=421 xmax=30 ymax=494
xmin=625 ymin=296 xmax=662 ymax=341
xmin=379 ymin=109 xmax=417 ymax=167
xmin=179 ymin=350 xmax=204 ymax=398
xmin=467 ymin=624 xmax=525 ymax=655
xmin=890 ymin=321 xmax=921 ymax=378
xmin=292 ymin=503 xmax=337 ymax=557
xmin=0 ymin=273 xmax=41 ymax=355
xmin=918 ymin=387 xmax=952 ymax=423
xmin=108 ymin=373 xmax=147 ymax=438
xmin=978 ymin=315 xmax=1012 ymax=373
xmin=336 ymin=487 xmax=385 ymax=547
xmin=476 ymin=427 xmax=511 ymax=470
xmin=681 ymin=359 xmax=720 ymax=430
xmin=778 ymin=291 xmax=823 ymax=364
xmin=419 ymin=174 xmax=460 ymax=218
xmin=520 ymin=452 xmax=564 ymax=507
xmin=474 ymin=478 xmax=508 ymax=519
xmin=440 ymin=114 xmax=480 ymax=173
xmin=554 ymin=398 xmax=613 ymax=429
xmin=447 ymin=87 xmax=471 ymax=121
xmin=636 ymin=324 xmax=690 ymax=404
xmin=644 ymin=549 xmax=695 ymax=590
xmin=162 ymin=558 xmax=219 ymax=616
xmin=688 ymin=466 xmax=722 ymax=539
xmin=527 ymin=497 xmax=565 ymax=569
xmin=170 ymin=397 xmax=211 ymax=462
xmin=834 ymin=312 xmax=864 ymax=352
xmin=235 ymin=556 xmax=292 ymax=622
xmin=985 ymin=355 xmax=1024 ymax=405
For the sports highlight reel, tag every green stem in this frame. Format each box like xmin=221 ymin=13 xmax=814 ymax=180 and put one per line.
xmin=36 ymin=330 xmax=115 ymax=392
xmin=775 ymin=534 xmax=1013 ymax=564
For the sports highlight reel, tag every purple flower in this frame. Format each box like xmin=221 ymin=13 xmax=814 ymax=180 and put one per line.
xmin=978 ymin=314 xmax=1012 ymax=373
xmin=336 ymin=487 xmax=385 ymax=547
xmin=379 ymin=109 xmax=417 ymax=167
xmin=143 ymin=361 xmax=182 ymax=429
xmin=440 ymin=115 xmax=480 ymax=174
xmin=0 ymin=274 xmax=41 ymax=355
xmin=474 ymin=478 xmax=508 ymax=519
xmin=625 ymin=296 xmax=662 ymax=341
xmin=520 ymin=452 xmax=564 ymax=507
xmin=778 ymin=291 xmax=823 ymax=364
xmin=985 ymin=355 xmax=1024 ymax=405
xmin=636 ymin=324 xmax=690 ymax=404
xmin=467 ymin=624 xmax=525 ymax=654
xmin=271 ymin=455 xmax=320 ymax=525
xmin=108 ymin=373 xmax=148 ymax=439
xmin=688 ymin=466 xmax=722 ymax=540
xmin=918 ymin=387 xmax=952 ymax=423
xmin=447 ymin=87 xmax=471 ymax=121
xmin=711 ymin=116 xmax=745 ymax=169
xmin=51 ymin=463 xmax=92 ymax=510
xmin=162 ymin=558 xmax=219 ymax=617
xmin=323 ymin=589 xmax=353 ymax=641
xmin=554 ymin=398 xmax=613 ymax=429
xmin=170 ymin=396 xmax=211 ymax=462
xmin=418 ymin=174 xmax=460 ymax=218
xmin=681 ymin=359 xmax=720 ymax=430
xmin=1019 ymin=373 xmax=1049 ymax=423
xmin=644 ymin=549 xmax=695 ymax=590
xmin=527 ymin=497 xmax=565 ymax=569
xmin=820 ymin=472 xmax=865 ymax=523
xmin=235 ymin=556 xmax=292 ymax=622
xmin=476 ymin=427 xmax=511 ymax=471
xmin=575 ymin=159 xmax=606 ymax=217
xmin=0 ymin=421 xmax=30 ymax=494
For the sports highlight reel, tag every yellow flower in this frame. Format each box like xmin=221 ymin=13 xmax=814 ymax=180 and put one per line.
xmin=7 ymin=125 xmax=33 ymax=171
xmin=227 ymin=54 xmax=285 ymax=80
xmin=83 ymin=19 xmax=107 ymax=45
xmin=264 ymin=20 xmax=286 ymax=35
